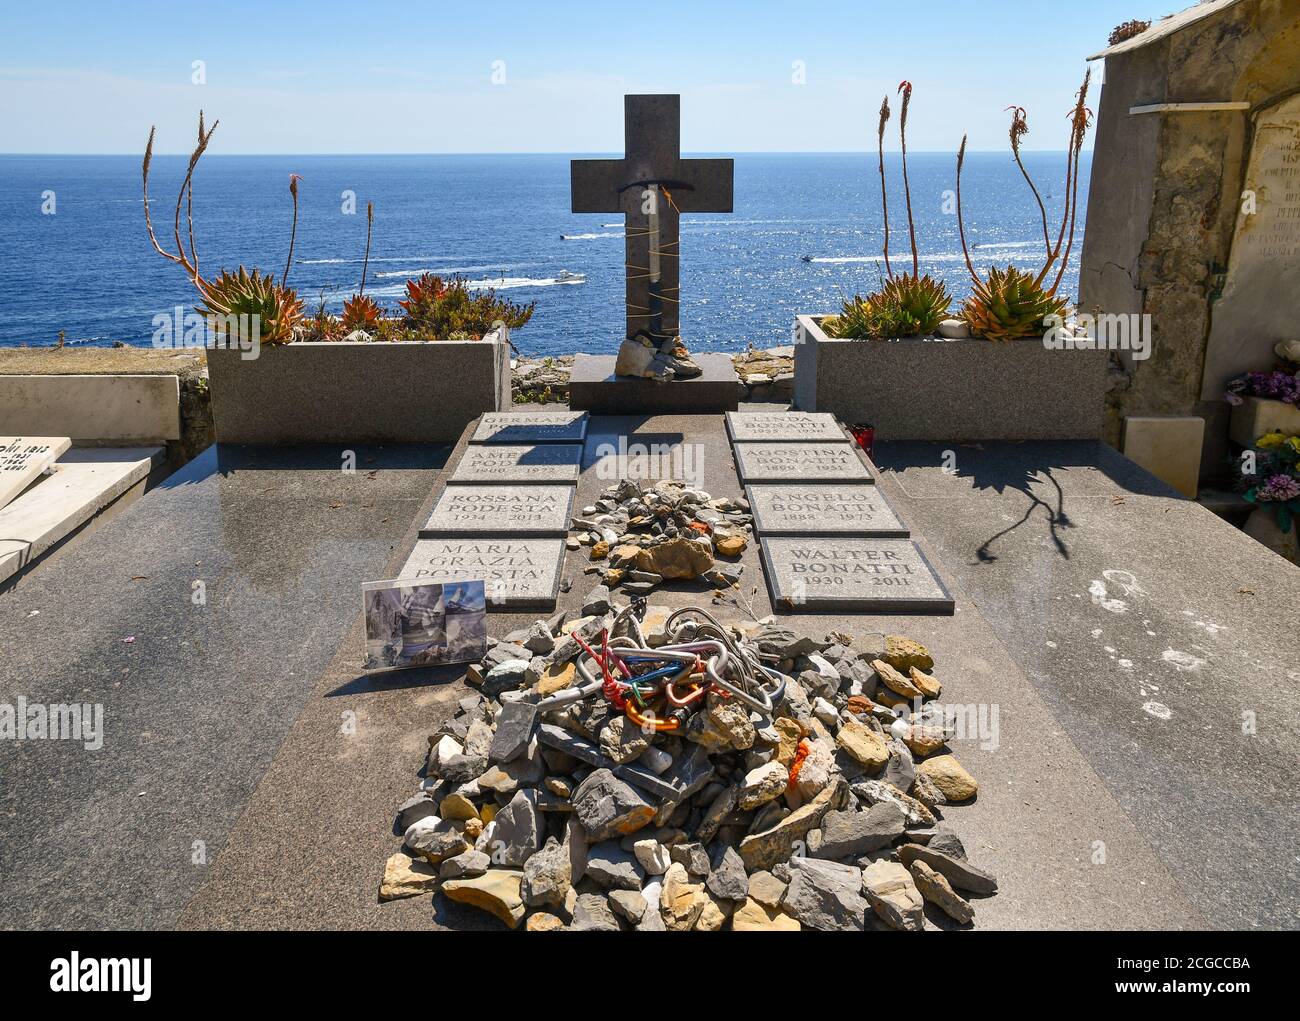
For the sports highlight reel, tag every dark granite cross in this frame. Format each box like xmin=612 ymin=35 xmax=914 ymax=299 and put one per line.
xmin=571 ymin=95 xmax=733 ymax=348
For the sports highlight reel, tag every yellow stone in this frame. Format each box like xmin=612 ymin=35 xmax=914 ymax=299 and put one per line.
xmin=480 ymin=803 xmax=498 ymax=824
xmin=909 ymin=666 xmax=942 ymax=698
xmin=590 ymin=540 xmax=609 ymax=561
xmin=525 ymin=912 xmax=566 ymax=931
xmin=836 ymin=716 xmax=889 ymax=769
xmin=883 ymin=636 xmax=934 ymax=672
xmin=439 ymin=792 xmax=480 ymax=821
xmin=537 ymin=661 xmax=577 ymax=697
xmin=872 ymin=659 xmax=923 ymax=699
xmin=901 ymin=725 xmax=949 ymax=757
xmin=714 ymin=534 xmax=747 ymax=557
xmin=732 ymin=897 xmax=802 ymax=931
xmin=378 ymin=853 xmax=439 ymax=901
xmin=917 ymin=753 xmax=978 ymax=801
xmin=441 ymin=870 xmax=526 ymax=929
xmin=774 ymin=717 xmax=804 ymax=768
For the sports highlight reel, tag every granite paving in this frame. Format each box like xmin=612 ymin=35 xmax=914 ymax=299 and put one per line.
xmin=3 ymin=412 xmax=1293 ymax=930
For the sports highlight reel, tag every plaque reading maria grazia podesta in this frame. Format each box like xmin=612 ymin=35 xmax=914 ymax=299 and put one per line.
xmin=362 ymin=578 xmax=487 ymax=672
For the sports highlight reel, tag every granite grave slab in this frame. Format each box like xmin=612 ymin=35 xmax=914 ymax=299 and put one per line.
xmin=0 ymin=436 xmax=71 ymax=510
xmin=733 ymin=442 xmax=874 ymax=484
xmin=568 ymin=353 xmax=739 ymax=413
xmin=421 ymin=484 xmax=574 ymax=538
xmin=760 ymin=537 xmax=954 ymax=614
xmin=746 ymin=483 xmax=909 ymax=537
xmin=470 ymin=411 xmax=589 ymax=445
xmin=399 ymin=537 xmax=565 ymax=609
xmin=448 ymin=444 xmax=582 ymax=485
xmin=725 ymin=411 xmax=848 ymax=444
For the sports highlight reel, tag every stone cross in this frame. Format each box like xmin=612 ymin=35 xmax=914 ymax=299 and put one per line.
xmin=571 ymin=95 xmax=733 ymax=348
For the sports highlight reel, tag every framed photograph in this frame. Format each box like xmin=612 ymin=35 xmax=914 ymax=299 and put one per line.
xmin=362 ymin=578 xmax=487 ymax=672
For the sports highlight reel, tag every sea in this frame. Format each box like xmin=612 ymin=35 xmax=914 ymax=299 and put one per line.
xmin=0 ymin=152 xmax=1089 ymax=357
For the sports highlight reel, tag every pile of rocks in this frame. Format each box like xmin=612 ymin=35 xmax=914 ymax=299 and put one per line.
xmin=511 ymin=355 xmax=574 ymax=404
xmin=569 ymin=479 xmax=750 ymax=598
xmin=379 ymin=609 xmax=997 ymax=931
xmin=732 ymin=345 xmax=794 ymax=403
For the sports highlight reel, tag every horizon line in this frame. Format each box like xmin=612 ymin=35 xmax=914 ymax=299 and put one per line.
xmin=0 ymin=148 xmax=1089 ymax=158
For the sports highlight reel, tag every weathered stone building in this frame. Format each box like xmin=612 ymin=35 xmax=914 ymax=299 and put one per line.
xmin=1079 ymin=0 xmax=1300 ymax=476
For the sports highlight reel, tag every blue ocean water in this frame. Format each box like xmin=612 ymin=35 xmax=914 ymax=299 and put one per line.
xmin=0 ymin=152 xmax=1089 ymax=356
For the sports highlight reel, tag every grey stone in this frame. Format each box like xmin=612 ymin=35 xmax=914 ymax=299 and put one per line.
xmin=705 ymin=844 xmax=749 ymax=901
xmin=520 ymin=836 xmax=571 ymax=909
xmin=571 ymin=768 xmax=656 ymax=841
xmin=781 ymin=856 xmax=868 ymax=931
xmin=403 ymin=817 xmax=469 ymax=864
xmin=633 ymin=839 xmax=671 ymax=876
xmin=523 ymin=621 xmax=555 ymax=655
xmin=669 ymin=842 xmax=710 ymax=877
xmin=489 ymin=790 xmax=542 ymax=866
xmin=599 ymin=716 xmax=650 ymax=765
xmin=448 ymin=443 xmax=582 ymax=484
xmin=733 ymin=442 xmax=873 ymax=484
xmin=489 ymin=701 xmax=537 ymax=763
xmin=439 ymin=849 xmax=490 ymax=879
xmin=581 ymin=583 xmax=612 ymax=616
xmin=422 ymin=484 xmax=573 ymax=537
xmin=535 ymin=723 xmax=687 ymax=801
xmin=884 ymin=739 xmax=916 ymax=792
xmin=608 ymin=889 xmax=648 ymax=923
xmin=570 ymin=892 xmax=621 ymax=931
xmin=897 ymin=843 xmax=997 ymax=896
xmin=401 ymin=538 xmax=565 ymax=610
xmin=927 ymin=832 xmax=967 ymax=860
xmin=396 ymin=793 xmax=439 ymax=831
xmin=813 ymin=802 xmax=907 ymax=859
xmin=586 ymin=842 xmax=646 ymax=890
xmin=862 ymin=859 xmax=926 ymax=931
xmin=760 ymin=537 xmax=955 ymax=614
xmin=745 ymin=483 xmax=909 ymax=537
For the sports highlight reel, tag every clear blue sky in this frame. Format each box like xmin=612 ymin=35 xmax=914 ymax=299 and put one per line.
xmin=0 ymin=0 xmax=1178 ymax=154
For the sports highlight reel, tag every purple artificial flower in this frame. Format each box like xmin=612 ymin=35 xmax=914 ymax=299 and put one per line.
xmin=1257 ymin=473 xmax=1300 ymax=502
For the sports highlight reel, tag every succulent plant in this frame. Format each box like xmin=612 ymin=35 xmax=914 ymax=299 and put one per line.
xmin=960 ymin=265 xmax=1067 ymax=342
xmin=955 ymin=71 xmax=1093 ymax=340
xmin=341 ymin=293 xmax=383 ymax=333
xmin=398 ymin=272 xmax=534 ymax=340
xmin=197 ymin=267 xmax=304 ymax=346
xmin=825 ymin=273 xmax=950 ymax=339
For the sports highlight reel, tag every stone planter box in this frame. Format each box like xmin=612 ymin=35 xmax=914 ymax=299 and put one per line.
xmin=207 ymin=331 xmax=512 ymax=444
xmin=1228 ymin=396 xmax=1300 ymax=447
xmin=792 ymin=315 xmax=1108 ymax=441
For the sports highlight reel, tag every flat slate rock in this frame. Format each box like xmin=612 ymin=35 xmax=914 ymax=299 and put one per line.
xmin=400 ymin=538 xmax=565 ymax=609
xmin=733 ymin=442 xmax=874 ymax=484
xmin=421 ymin=484 xmax=574 ymax=538
xmin=448 ymin=444 xmax=582 ymax=485
xmin=470 ymin=411 xmax=588 ymax=445
xmin=760 ymin=537 xmax=954 ymax=614
xmin=746 ymin=484 xmax=908 ymax=537
xmin=725 ymin=412 xmax=848 ymax=444
xmin=0 ymin=436 xmax=71 ymax=511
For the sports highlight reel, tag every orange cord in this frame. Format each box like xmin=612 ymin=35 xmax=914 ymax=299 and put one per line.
xmin=786 ymin=739 xmax=810 ymax=791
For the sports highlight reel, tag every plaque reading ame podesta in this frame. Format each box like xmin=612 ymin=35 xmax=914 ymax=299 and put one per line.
xmin=449 ymin=444 xmax=582 ymax=485
xmin=470 ymin=411 xmax=589 ymax=445
xmin=746 ymin=484 xmax=909 ymax=537
xmin=422 ymin=485 xmax=574 ymax=537
xmin=760 ymin=537 xmax=954 ymax=614
xmin=732 ymin=442 xmax=873 ymax=484
xmin=725 ymin=412 xmax=847 ymax=444
xmin=399 ymin=538 xmax=564 ymax=609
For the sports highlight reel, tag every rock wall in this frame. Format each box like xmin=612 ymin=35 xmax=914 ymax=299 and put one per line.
xmin=1079 ymin=0 xmax=1300 ymax=472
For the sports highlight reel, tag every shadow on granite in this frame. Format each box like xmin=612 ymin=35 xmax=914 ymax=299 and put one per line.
xmin=327 ymin=662 xmax=468 ymax=698
xmin=876 ymin=441 xmax=1183 ymax=564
